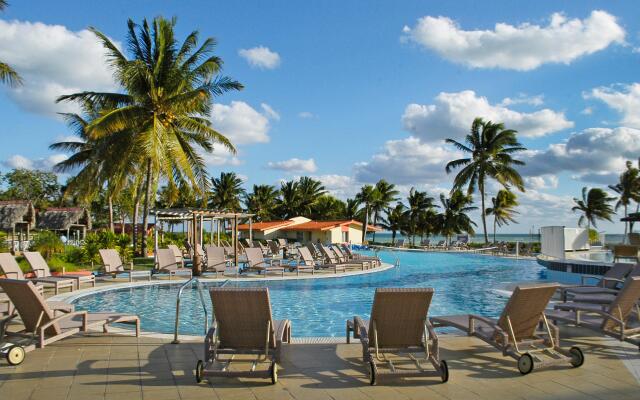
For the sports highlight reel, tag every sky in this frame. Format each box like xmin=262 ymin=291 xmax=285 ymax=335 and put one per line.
xmin=1 ymin=0 xmax=639 ymax=234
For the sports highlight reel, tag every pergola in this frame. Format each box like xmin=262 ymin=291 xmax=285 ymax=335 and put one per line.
xmin=621 ymin=212 xmax=640 ymax=234
xmin=150 ymin=208 xmax=255 ymax=275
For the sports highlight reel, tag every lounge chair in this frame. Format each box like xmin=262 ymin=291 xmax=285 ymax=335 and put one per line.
xmin=0 ymin=279 xmax=139 ymax=348
xmin=267 ymin=240 xmax=282 ymax=258
xmin=339 ymin=244 xmax=381 ymax=267
xmin=332 ymin=245 xmax=372 ymax=269
xmin=297 ymin=247 xmax=345 ymax=274
xmin=24 ymin=251 xmax=95 ymax=290
xmin=98 ymin=249 xmax=152 ymax=282
xmin=203 ymin=246 xmax=230 ymax=277
xmin=195 ymin=287 xmax=291 ymax=384
xmin=561 ymin=263 xmax=635 ymax=301
xmin=167 ymin=244 xmax=188 ymax=268
xmin=320 ymin=245 xmax=367 ymax=271
xmin=0 ymin=253 xmax=74 ymax=295
xmin=243 ymin=248 xmax=284 ymax=277
xmin=546 ymin=276 xmax=640 ymax=349
xmin=156 ymin=248 xmax=193 ymax=280
xmin=431 ymin=283 xmax=584 ymax=375
xmin=350 ymin=288 xmax=448 ymax=385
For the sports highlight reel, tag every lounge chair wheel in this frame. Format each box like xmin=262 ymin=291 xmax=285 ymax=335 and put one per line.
xmin=6 ymin=345 xmax=25 ymax=366
xmin=517 ymin=353 xmax=534 ymax=375
xmin=270 ymin=361 xmax=278 ymax=384
xmin=368 ymin=360 xmax=376 ymax=385
xmin=195 ymin=360 xmax=204 ymax=383
xmin=569 ymin=346 xmax=584 ymax=368
xmin=440 ymin=360 xmax=449 ymax=383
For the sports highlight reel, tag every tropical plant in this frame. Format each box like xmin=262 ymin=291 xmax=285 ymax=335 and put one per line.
xmin=370 ymin=179 xmax=399 ymax=242
xmin=608 ymin=161 xmax=640 ymax=236
xmin=296 ymin=177 xmax=326 ymax=217
xmin=403 ymin=188 xmax=436 ymax=245
xmin=57 ymin=16 xmax=243 ymax=257
xmin=435 ymin=190 xmax=477 ymax=245
xmin=311 ymin=195 xmax=346 ymax=220
xmin=445 ymin=117 xmax=526 ymax=244
xmin=344 ymin=198 xmax=362 ymax=220
xmin=379 ymin=202 xmax=406 ymax=245
xmin=355 ymin=185 xmax=378 ymax=243
xmin=244 ymin=184 xmax=279 ymax=221
xmin=0 ymin=168 xmax=62 ymax=209
xmin=0 ymin=1 xmax=22 ymax=86
xmin=30 ymin=231 xmax=64 ymax=260
xmin=276 ymin=180 xmax=300 ymax=219
xmin=485 ymin=189 xmax=519 ymax=243
xmin=571 ymin=187 xmax=616 ymax=233
xmin=209 ymin=172 xmax=245 ymax=212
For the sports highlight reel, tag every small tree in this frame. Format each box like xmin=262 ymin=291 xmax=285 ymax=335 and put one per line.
xmin=571 ymin=187 xmax=616 ymax=233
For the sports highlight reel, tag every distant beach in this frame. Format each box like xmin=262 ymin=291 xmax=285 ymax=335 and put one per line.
xmin=367 ymin=232 xmax=626 ymax=244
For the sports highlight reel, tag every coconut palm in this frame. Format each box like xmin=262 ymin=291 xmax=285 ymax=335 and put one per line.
xmin=244 ymin=184 xmax=279 ymax=221
xmin=403 ymin=188 xmax=435 ymax=245
xmin=57 ymin=17 xmax=243 ymax=256
xmin=209 ymin=172 xmax=245 ymax=212
xmin=379 ymin=202 xmax=406 ymax=246
xmin=0 ymin=1 xmax=22 ymax=86
xmin=370 ymin=179 xmax=399 ymax=242
xmin=608 ymin=161 xmax=640 ymax=236
xmin=572 ymin=187 xmax=616 ymax=233
xmin=311 ymin=195 xmax=346 ymax=220
xmin=277 ymin=180 xmax=301 ymax=219
xmin=435 ymin=190 xmax=477 ymax=246
xmin=355 ymin=185 xmax=378 ymax=243
xmin=297 ymin=176 xmax=326 ymax=217
xmin=445 ymin=118 xmax=526 ymax=244
xmin=344 ymin=198 xmax=362 ymax=220
xmin=485 ymin=189 xmax=519 ymax=243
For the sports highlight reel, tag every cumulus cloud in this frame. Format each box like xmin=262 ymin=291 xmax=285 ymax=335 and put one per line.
xmin=298 ymin=111 xmax=315 ymax=119
xmin=0 ymin=19 xmax=118 ymax=116
xmin=581 ymin=107 xmax=594 ymax=115
xmin=586 ymin=83 xmax=640 ymax=128
xmin=354 ymin=137 xmax=461 ymax=185
xmin=313 ymin=174 xmax=357 ymax=198
xmin=402 ymin=10 xmax=625 ymax=70
xmin=260 ymin=103 xmax=280 ymax=121
xmin=520 ymin=127 xmax=640 ymax=182
xmin=2 ymin=154 xmax=68 ymax=170
xmin=402 ymin=90 xmax=573 ymax=141
xmin=210 ymin=101 xmax=272 ymax=145
xmin=524 ymin=175 xmax=559 ymax=190
xmin=499 ymin=94 xmax=544 ymax=107
xmin=268 ymin=158 xmax=317 ymax=173
xmin=238 ymin=46 xmax=281 ymax=69
xmin=200 ymin=147 xmax=242 ymax=167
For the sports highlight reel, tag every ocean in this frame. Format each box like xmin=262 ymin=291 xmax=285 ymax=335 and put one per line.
xmin=366 ymin=232 xmax=626 ymax=244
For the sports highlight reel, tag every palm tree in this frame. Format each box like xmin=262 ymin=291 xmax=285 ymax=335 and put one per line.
xmin=435 ymin=190 xmax=477 ymax=246
xmin=485 ymin=189 xmax=519 ymax=243
xmin=379 ymin=202 xmax=406 ymax=246
xmin=344 ymin=198 xmax=362 ymax=220
xmin=445 ymin=118 xmax=526 ymax=244
xmin=355 ymin=185 xmax=377 ymax=243
xmin=403 ymin=188 xmax=435 ymax=245
xmin=311 ymin=195 xmax=346 ymax=220
xmin=608 ymin=161 xmax=640 ymax=236
xmin=244 ymin=184 xmax=279 ymax=221
xmin=370 ymin=179 xmax=399 ymax=242
xmin=57 ymin=17 xmax=243 ymax=256
xmin=297 ymin=177 xmax=326 ymax=217
xmin=572 ymin=187 xmax=616 ymax=234
xmin=277 ymin=180 xmax=301 ymax=219
xmin=210 ymin=172 xmax=245 ymax=212
xmin=0 ymin=1 xmax=22 ymax=86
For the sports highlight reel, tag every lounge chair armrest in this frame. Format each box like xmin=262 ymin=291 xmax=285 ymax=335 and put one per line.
xmin=32 ymin=268 xmax=46 ymax=277
xmin=601 ymin=277 xmax=624 ymax=286
xmin=425 ymin=320 xmax=439 ymax=343
xmin=354 ymin=316 xmax=369 ymax=340
xmin=40 ymin=311 xmax=88 ymax=332
xmin=3 ymin=271 xmax=20 ymax=279
xmin=469 ymin=314 xmax=499 ymax=328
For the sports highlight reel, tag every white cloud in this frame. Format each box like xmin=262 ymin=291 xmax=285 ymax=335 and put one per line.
xmin=3 ymin=154 xmax=68 ymax=170
xmin=200 ymin=147 xmax=242 ymax=167
xmin=402 ymin=90 xmax=573 ymax=141
xmin=402 ymin=10 xmax=625 ymax=70
xmin=586 ymin=83 xmax=640 ymax=128
xmin=298 ymin=111 xmax=315 ymax=119
xmin=499 ymin=94 xmax=544 ymax=107
xmin=313 ymin=174 xmax=357 ymax=199
xmin=354 ymin=137 xmax=461 ymax=185
xmin=267 ymin=158 xmax=317 ymax=173
xmin=581 ymin=107 xmax=594 ymax=115
xmin=524 ymin=175 xmax=559 ymax=190
xmin=260 ymin=103 xmax=280 ymax=121
xmin=0 ymin=19 xmax=118 ymax=116
xmin=238 ymin=46 xmax=281 ymax=69
xmin=520 ymin=127 xmax=640 ymax=182
xmin=210 ymin=101 xmax=272 ymax=145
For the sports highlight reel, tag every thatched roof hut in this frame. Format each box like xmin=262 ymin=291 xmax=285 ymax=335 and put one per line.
xmin=37 ymin=207 xmax=92 ymax=232
xmin=0 ymin=200 xmax=36 ymax=232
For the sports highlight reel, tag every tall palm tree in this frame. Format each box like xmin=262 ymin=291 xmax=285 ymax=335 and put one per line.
xmin=297 ymin=176 xmax=326 ymax=217
xmin=572 ymin=187 xmax=616 ymax=234
xmin=344 ymin=198 xmax=362 ymax=220
xmin=277 ymin=180 xmax=301 ymax=219
xmin=379 ymin=202 xmax=406 ymax=246
xmin=0 ymin=1 xmax=22 ymax=86
xmin=57 ymin=17 xmax=243 ymax=256
xmin=244 ymin=184 xmax=279 ymax=221
xmin=355 ymin=185 xmax=377 ymax=243
xmin=370 ymin=179 xmax=399 ymax=242
xmin=435 ymin=190 xmax=477 ymax=246
xmin=445 ymin=117 xmax=526 ymax=244
xmin=209 ymin=172 xmax=245 ymax=212
xmin=608 ymin=161 xmax=640 ymax=236
xmin=485 ymin=189 xmax=519 ymax=243
xmin=311 ymin=195 xmax=346 ymax=220
xmin=403 ymin=188 xmax=435 ymax=245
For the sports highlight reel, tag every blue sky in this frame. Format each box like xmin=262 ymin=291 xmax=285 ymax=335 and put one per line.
xmin=1 ymin=0 xmax=640 ymax=233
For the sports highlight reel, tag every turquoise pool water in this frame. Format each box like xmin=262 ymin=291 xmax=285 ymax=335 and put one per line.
xmin=71 ymin=250 xmax=544 ymax=337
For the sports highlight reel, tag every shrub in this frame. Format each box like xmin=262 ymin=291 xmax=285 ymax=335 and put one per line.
xmin=30 ymin=231 xmax=64 ymax=260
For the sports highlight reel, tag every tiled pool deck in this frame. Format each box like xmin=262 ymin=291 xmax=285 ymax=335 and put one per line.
xmin=1 ymin=326 xmax=639 ymax=400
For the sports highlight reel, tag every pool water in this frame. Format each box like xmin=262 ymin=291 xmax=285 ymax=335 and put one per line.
xmin=72 ymin=250 xmax=544 ymax=337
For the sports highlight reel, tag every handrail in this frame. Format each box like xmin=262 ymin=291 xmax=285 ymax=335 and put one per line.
xmin=172 ymin=277 xmax=209 ymax=344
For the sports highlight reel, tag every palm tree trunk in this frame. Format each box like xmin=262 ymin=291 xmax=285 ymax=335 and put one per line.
xmin=361 ymin=206 xmax=369 ymax=244
xmin=141 ymin=160 xmax=152 ymax=257
xmin=391 ymin=229 xmax=396 ymax=246
xmin=372 ymin=210 xmax=378 ymax=242
xmin=480 ymin=184 xmax=488 ymax=244
xmin=132 ymin=183 xmax=142 ymax=254
xmin=493 ymin=218 xmax=497 ymax=244
xmin=108 ymin=195 xmax=114 ymax=233
xmin=624 ymin=204 xmax=628 ymax=238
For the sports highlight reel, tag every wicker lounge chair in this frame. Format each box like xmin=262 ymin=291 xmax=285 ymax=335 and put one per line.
xmin=546 ymin=276 xmax=640 ymax=349
xmin=560 ymin=263 xmax=635 ymax=301
xmin=431 ymin=283 xmax=584 ymax=375
xmin=167 ymin=244 xmax=188 ymax=268
xmin=203 ymin=246 xmax=230 ymax=277
xmin=332 ymin=245 xmax=371 ymax=269
xmin=156 ymin=248 xmax=193 ymax=279
xmin=195 ymin=287 xmax=291 ymax=384
xmin=98 ymin=249 xmax=151 ymax=282
xmin=267 ymin=240 xmax=282 ymax=258
xmin=24 ymin=251 xmax=95 ymax=290
xmin=0 ymin=279 xmax=139 ymax=348
xmin=244 ymin=248 xmax=284 ymax=277
xmin=0 ymin=253 xmax=74 ymax=295
xmin=350 ymin=288 xmax=448 ymax=385
xmin=320 ymin=245 xmax=367 ymax=270
xmin=339 ymin=244 xmax=381 ymax=267
xmin=297 ymin=247 xmax=345 ymax=274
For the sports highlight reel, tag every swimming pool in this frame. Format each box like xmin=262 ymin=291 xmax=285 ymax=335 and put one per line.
xmin=71 ymin=250 xmax=544 ymax=337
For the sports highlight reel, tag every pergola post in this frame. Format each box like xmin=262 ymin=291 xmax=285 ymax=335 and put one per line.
xmin=154 ymin=220 xmax=159 ymax=266
xmin=209 ymin=218 xmax=214 ymax=244
xmin=233 ymin=215 xmax=238 ymax=276
xmin=193 ymin=213 xmax=201 ymax=276
xmin=249 ymin=218 xmax=253 ymax=242
xmin=200 ymin=214 xmax=204 ymax=246
xmin=216 ymin=219 xmax=220 ymax=246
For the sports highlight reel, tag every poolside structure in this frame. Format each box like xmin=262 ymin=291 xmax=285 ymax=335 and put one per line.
xmin=36 ymin=207 xmax=92 ymax=243
xmin=237 ymin=216 xmax=381 ymax=245
xmin=0 ymin=200 xmax=36 ymax=252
